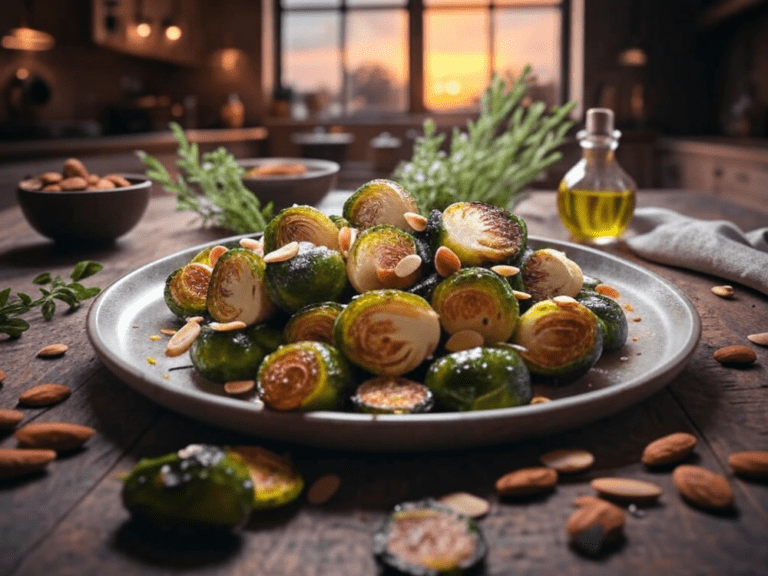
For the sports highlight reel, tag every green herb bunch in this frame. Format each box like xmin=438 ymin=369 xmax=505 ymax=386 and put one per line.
xmin=139 ymin=123 xmax=273 ymax=234
xmin=393 ymin=66 xmax=577 ymax=213
xmin=0 ymin=261 xmax=103 ymax=338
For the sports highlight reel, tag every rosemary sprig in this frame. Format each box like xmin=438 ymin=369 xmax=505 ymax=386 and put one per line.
xmin=0 ymin=261 xmax=103 ymax=338
xmin=138 ymin=122 xmax=273 ymax=234
xmin=393 ymin=66 xmax=577 ymax=213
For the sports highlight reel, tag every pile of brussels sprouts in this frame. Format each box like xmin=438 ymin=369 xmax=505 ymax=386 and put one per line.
xmin=164 ymin=179 xmax=628 ymax=415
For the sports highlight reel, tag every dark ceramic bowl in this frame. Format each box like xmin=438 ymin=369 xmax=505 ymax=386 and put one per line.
xmin=238 ymin=158 xmax=339 ymax=211
xmin=17 ymin=175 xmax=151 ymax=243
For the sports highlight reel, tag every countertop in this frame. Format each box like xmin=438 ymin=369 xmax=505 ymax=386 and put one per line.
xmin=1 ymin=190 xmax=767 ymax=576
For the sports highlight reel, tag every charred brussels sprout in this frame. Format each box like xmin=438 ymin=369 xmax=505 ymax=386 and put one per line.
xmin=263 ymin=205 xmax=340 ymax=253
xmin=190 ymin=324 xmax=283 ymax=383
xmin=207 ymin=248 xmax=275 ymax=326
xmin=265 ymin=241 xmax=348 ymax=313
xmin=346 ymin=225 xmax=422 ymax=293
xmin=372 ymin=499 xmax=487 ymax=575
xmin=122 ymin=444 xmax=254 ymax=530
xmin=284 ymin=302 xmax=344 ymax=345
xmin=431 ymin=267 xmax=519 ymax=344
xmin=343 ymin=179 xmax=419 ymax=230
xmin=257 ymin=341 xmax=352 ymax=411
xmin=228 ymin=446 xmax=304 ymax=510
xmin=436 ymin=201 xmax=527 ymax=267
xmin=408 ymin=272 xmax=441 ymax=301
xmin=521 ymin=248 xmax=583 ymax=302
xmin=164 ymin=262 xmax=212 ymax=319
xmin=575 ymin=290 xmax=628 ymax=351
xmin=351 ymin=376 xmax=434 ymax=415
xmin=513 ymin=297 xmax=603 ymax=383
xmin=425 ymin=346 xmax=531 ymax=411
xmin=334 ymin=290 xmax=441 ymax=377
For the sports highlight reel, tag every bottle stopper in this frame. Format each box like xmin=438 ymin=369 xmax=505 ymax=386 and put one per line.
xmin=585 ymin=108 xmax=614 ymax=136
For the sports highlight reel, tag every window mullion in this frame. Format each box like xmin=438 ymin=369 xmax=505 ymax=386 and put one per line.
xmin=409 ymin=0 xmax=425 ymax=113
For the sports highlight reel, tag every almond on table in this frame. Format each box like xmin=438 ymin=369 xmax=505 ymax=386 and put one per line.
xmin=18 ymin=383 xmax=72 ymax=407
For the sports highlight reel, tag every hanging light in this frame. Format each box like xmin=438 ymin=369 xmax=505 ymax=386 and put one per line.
xmin=2 ymin=26 xmax=55 ymax=51
xmin=134 ymin=0 xmax=152 ymax=38
xmin=163 ymin=0 xmax=182 ymax=41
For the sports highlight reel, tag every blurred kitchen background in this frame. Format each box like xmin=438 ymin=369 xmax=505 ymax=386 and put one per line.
xmin=1 ymin=0 xmax=767 ymax=210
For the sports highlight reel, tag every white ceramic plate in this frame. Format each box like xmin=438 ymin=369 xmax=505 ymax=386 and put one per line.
xmin=87 ymin=236 xmax=701 ymax=451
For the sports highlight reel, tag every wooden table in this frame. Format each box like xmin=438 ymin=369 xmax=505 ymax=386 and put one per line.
xmin=1 ymin=190 xmax=767 ymax=576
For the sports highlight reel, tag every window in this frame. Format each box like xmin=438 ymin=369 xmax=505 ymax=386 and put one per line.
xmin=275 ymin=0 xmax=569 ymax=117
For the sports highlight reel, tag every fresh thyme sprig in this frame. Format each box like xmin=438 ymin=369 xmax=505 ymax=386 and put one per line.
xmin=0 ymin=261 xmax=103 ymax=338
xmin=393 ymin=66 xmax=577 ymax=213
xmin=138 ymin=122 xmax=273 ymax=234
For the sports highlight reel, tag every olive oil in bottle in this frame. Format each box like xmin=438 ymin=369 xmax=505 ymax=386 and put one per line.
xmin=557 ymin=108 xmax=636 ymax=244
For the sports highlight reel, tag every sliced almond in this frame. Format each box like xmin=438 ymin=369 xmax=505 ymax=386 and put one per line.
xmin=36 ymin=343 xmax=68 ymax=358
xmin=641 ymin=432 xmax=697 ymax=467
xmin=208 ymin=245 xmax=228 ymax=267
xmin=160 ymin=328 xmax=177 ymax=336
xmin=186 ymin=316 xmax=205 ymax=324
xmin=711 ymin=285 xmax=734 ymax=298
xmin=0 ymin=409 xmax=24 ymax=429
xmin=338 ymin=226 xmax=353 ymax=257
xmin=530 ymin=395 xmax=551 ymax=404
xmin=439 ymin=492 xmax=490 ymax=518
xmin=15 ymin=422 xmax=95 ymax=451
xmin=747 ymin=332 xmax=768 ymax=346
xmin=495 ymin=466 xmax=558 ymax=497
xmin=540 ymin=448 xmax=595 ymax=474
xmin=404 ymin=211 xmax=428 ymax=232
xmin=239 ymin=237 xmax=264 ymax=256
xmin=0 ymin=448 xmax=57 ymax=479
xmin=307 ymin=473 xmax=341 ymax=505
xmin=595 ymin=284 xmax=621 ymax=299
xmin=445 ymin=329 xmax=484 ymax=352
xmin=209 ymin=320 xmax=247 ymax=332
xmin=224 ymin=380 xmax=256 ymax=395
xmin=394 ymin=254 xmax=422 ymax=278
xmin=728 ymin=451 xmax=768 ymax=478
xmin=513 ymin=290 xmax=532 ymax=300
xmin=164 ymin=320 xmax=202 ymax=357
xmin=435 ymin=246 xmax=461 ymax=277
xmin=552 ymin=295 xmax=579 ymax=307
xmin=590 ymin=477 xmax=662 ymax=503
xmin=264 ymin=241 xmax=299 ymax=264
xmin=490 ymin=265 xmax=520 ymax=277
xmin=18 ymin=383 xmax=71 ymax=407
xmin=672 ymin=465 xmax=733 ymax=510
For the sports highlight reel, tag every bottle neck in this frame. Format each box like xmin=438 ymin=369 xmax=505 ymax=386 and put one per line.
xmin=581 ymin=145 xmax=616 ymax=165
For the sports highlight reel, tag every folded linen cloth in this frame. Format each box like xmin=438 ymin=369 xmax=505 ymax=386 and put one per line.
xmin=624 ymin=207 xmax=768 ymax=296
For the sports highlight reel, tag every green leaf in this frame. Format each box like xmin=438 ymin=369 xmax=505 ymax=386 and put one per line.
xmin=0 ymin=288 xmax=9 ymax=307
xmin=70 ymin=261 xmax=104 ymax=281
xmin=17 ymin=292 xmax=32 ymax=306
xmin=0 ymin=317 xmax=30 ymax=337
xmin=32 ymin=272 xmax=51 ymax=285
xmin=41 ymin=300 xmax=56 ymax=321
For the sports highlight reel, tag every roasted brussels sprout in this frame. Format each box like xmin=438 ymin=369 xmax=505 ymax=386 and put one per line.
xmin=284 ymin=302 xmax=344 ymax=345
xmin=431 ymin=267 xmax=519 ymax=344
xmin=263 ymin=205 xmax=340 ymax=253
xmin=343 ymin=179 xmax=419 ymax=230
xmin=257 ymin=341 xmax=352 ymax=411
xmin=265 ymin=241 xmax=348 ymax=313
xmin=436 ymin=201 xmax=527 ymax=267
xmin=334 ymin=290 xmax=441 ymax=377
xmin=346 ymin=225 xmax=422 ymax=293
xmin=575 ymin=290 xmax=628 ymax=351
xmin=228 ymin=446 xmax=304 ymax=510
xmin=425 ymin=346 xmax=531 ymax=411
xmin=329 ymin=214 xmax=350 ymax=229
xmin=372 ymin=499 xmax=487 ymax=576
xmin=164 ymin=262 xmax=212 ymax=319
xmin=122 ymin=444 xmax=254 ymax=530
xmin=513 ymin=297 xmax=603 ymax=383
xmin=351 ymin=376 xmax=434 ymax=415
xmin=207 ymin=248 xmax=275 ymax=326
xmin=190 ymin=324 xmax=283 ymax=383
xmin=521 ymin=248 xmax=583 ymax=302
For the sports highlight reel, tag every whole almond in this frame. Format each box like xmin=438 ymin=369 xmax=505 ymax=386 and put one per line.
xmin=63 ymin=158 xmax=89 ymax=178
xmin=590 ymin=477 xmax=663 ymax=503
xmin=566 ymin=499 xmax=625 ymax=552
xmin=104 ymin=174 xmax=132 ymax=188
xmin=0 ymin=448 xmax=57 ymax=479
xmin=540 ymin=448 xmax=595 ymax=474
xmin=572 ymin=495 xmax=609 ymax=508
xmin=747 ymin=332 xmax=768 ymax=346
xmin=0 ymin=368 xmax=5 ymax=382
xmin=728 ymin=451 xmax=768 ymax=479
xmin=394 ymin=254 xmax=422 ymax=278
xmin=711 ymin=285 xmax=734 ymax=298
xmin=0 ymin=408 xmax=24 ymax=429
xmin=86 ymin=174 xmax=100 ymax=185
xmin=445 ymin=329 xmax=484 ymax=352
xmin=94 ymin=178 xmax=116 ymax=190
xmin=306 ymin=473 xmax=341 ymax=505
xmin=59 ymin=176 xmax=88 ymax=191
xmin=15 ymin=422 xmax=95 ymax=451
xmin=404 ymin=212 xmax=428 ymax=232
xmin=435 ymin=246 xmax=461 ymax=277
xmin=18 ymin=383 xmax=71 ymax=407
xmin=224 ymin=380 xmax=255 ymax=395
xmin=713 ymin=345 xmax=756 ymax=365
xmin=208 ymin=245 xmax=228 ymax=267
xmin=36 ymin=343 xmax=68 ymax=358
xmin=496 ymin=466 xmax=558 ymax=497
xmin=439 ymin=492 xmax=490 ymax=518
xmin=39 ymin=171 xmax=63 ymax=184
xmin=641 ymin=432 xmax=697 ymax=467
xmin=42 ymin=184 xmax=62 ymax=192
xmin=673 ymin=465 xmax=733 ymax=510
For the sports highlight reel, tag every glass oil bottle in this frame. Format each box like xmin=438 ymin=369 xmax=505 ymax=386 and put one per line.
xmin=557 ymin=108 xmax=636 ymax=244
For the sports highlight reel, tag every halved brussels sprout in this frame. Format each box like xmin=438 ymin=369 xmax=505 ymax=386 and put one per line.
xmin=333 ymin=290 xmax=441 ymax=377
xmin=257 ymin=341 xmax=352 ymax=411
xmin=513 ymin=298 xmax=603 ymax=383
xmin=372 ymin=499 xmax=487 ymax=575
xmin=190 ymin=324 xmax=283 ymax=383
xmin=436 ymin=201 xmax=527 ymax=267
xmin=265 ymin=241 xmax=348 ymax=313
xmin=521 ymin=248 xmax=583 ymax=302
xmin=228 ymin=446 xmax=304 ymax=510
xmin=425 ymin=346 xmax=531 ymax=411
xmin=263 ymin=205 xmax=340 ymax=253
xmin=164 ymin=262 xmax=212 ymax=319
xmin=575 ymin=290 xmax=628 ymax=351
xmin=284 ymin=302 xmax=345 ymax=345
xmin=207 ymin=248 xmax=275 ymax=326
xmin=122 ymin=444 xmax=254 ymax=530
xmin=431 ymin=267 xmax=519 ymax=344
xmin=329 ymin=214 xmax=350 ymax=229
xmin=346 ymin=225 xmax=421 ymax=293
xmin=351 ymin=376 xmax=434 ymax=415
xmin=343 ymin=179 xmax=419 ymax=230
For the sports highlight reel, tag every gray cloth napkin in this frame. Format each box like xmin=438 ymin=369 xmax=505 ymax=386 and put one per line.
xmin=624 ymin=207 xmax=768 ymax=296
